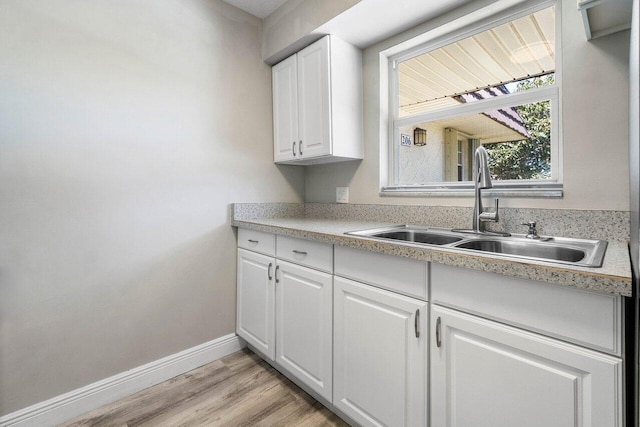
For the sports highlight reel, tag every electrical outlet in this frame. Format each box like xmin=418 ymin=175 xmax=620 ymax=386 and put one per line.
xmin=336 ymin=187 xmax=349 ymax=204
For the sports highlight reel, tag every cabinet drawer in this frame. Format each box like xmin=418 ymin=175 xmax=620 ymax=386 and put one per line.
xmin=238 ymin=228 xmax=275 ymax=257
xmin=334 ymin=246 xmax=427 ymax=300
xmin=276 ymin=236 xmax=333 ymax=273
xmin=431 ymin=263 xmax=622 ymax=355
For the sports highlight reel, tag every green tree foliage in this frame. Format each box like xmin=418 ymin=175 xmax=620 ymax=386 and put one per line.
xmin=485 ymin=75 xmax=553 ymax=180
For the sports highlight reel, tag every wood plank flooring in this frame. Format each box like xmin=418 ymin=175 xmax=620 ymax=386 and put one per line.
xmin=60 ymin=348 xmax=348 ymax=427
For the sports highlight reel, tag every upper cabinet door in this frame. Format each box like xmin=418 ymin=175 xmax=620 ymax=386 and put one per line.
xmin=272 ymin=54 xmax=298 ymax=162
xmin=431 ymin=305 xmax=623 ymax=427
xmin=296 ymin=36 xmax=332 ymax=160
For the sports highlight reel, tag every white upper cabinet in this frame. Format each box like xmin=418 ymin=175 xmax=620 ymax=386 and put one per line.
xmin=297 ymin=38 xmax=332 ymax=160
xmin=272 ymin=55 xmax=299 ymax=162
xmin=272 ymin=35 xmax=363 ymax=165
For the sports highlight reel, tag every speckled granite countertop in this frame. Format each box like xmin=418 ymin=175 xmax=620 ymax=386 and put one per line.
xmin=232 ymin=216 xmax=632 ymax=297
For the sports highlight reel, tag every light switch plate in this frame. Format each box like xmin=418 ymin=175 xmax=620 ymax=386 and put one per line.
xmin=336 ymin=187 xmax=349 ymax=204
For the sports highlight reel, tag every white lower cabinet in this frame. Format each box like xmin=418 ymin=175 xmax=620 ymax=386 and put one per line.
xmin=275 ymin=260 xmax=333 ymax=401
xmin=238 ymin=233 xmax=624 ymax=427
xmin=333 ymin=276 xmax=428 ymax=427
xmin=236 ymin=246 xmax=333 ymax=403
xmin=237 ymin=248 xmax=275 ymax=360
xmin=430 ymin=304 xmax=624 ymax=427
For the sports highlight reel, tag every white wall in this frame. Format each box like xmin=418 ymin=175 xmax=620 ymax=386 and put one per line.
xmin=305 ymin=0 xmax=631 ymax=210
xmin=0 ymin=0 xmax=303 ymax=415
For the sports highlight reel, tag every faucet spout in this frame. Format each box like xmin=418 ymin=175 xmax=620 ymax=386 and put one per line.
xmin=473 ymin=146 xmax=495 ymax=232
xmin=475 ymin=146 xmax=492 ymax=190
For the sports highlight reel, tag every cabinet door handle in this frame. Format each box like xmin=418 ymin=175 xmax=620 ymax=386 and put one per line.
xmin=299 ymin=140 xmax=303 ymax=156
xmin=436 ymin=316 xmax=442 ymax=347
xmin=292 ymin=250 xmax=308 ymax=255
xmin=275 ymin=265 xmax=280 ymax=284
xmin=248 ymin=239 xmax=258 ymax=243
xmin=267 ymin=262 xmax=273 ymax=281
xmin=414 ymin=309 xmax=420 ymax=338
xmin=293 ymin=141 xmax=297 ymax=156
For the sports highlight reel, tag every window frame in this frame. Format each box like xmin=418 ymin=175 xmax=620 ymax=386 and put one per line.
xmin=383 ymin=0 xmax=562 ymax=197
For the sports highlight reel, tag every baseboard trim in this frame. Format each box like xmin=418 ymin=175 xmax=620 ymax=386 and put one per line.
xmin=0 ymin=334 xmax=245 ymax=427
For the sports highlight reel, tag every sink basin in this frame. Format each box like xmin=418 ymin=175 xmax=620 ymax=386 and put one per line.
xmin=371 ymin=230 xmax=463 ymax=245
xmin=346 ymin=226 xmax=464 ymax=245
xmin=454 ymin=239 xmax=585 ymax=263
xmin=451 ymin=236 xmax=608 ymax=267
xmin=345 ymin=225 xmax=607 ymax=268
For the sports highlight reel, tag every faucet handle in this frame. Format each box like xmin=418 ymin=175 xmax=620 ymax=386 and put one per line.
xmin=521 ymin=221 xmax=539 ymax=239
xmin=479 ymin=199 xmax=499 ymax=223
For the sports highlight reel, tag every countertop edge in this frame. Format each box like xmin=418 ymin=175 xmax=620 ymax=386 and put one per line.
xmin=232 ymin=219 xmax=632 ymax=297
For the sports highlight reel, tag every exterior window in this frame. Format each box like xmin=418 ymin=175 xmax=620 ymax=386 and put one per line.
xmin=388 ymin=4 xmax=559 ymax=192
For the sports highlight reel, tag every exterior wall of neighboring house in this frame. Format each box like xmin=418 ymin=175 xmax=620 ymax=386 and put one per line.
xmin=398 ymin=123 xmax=446 ymax=184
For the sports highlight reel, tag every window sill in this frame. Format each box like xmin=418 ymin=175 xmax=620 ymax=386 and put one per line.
xmin=381 ymin=183 xmax=563 ymax=198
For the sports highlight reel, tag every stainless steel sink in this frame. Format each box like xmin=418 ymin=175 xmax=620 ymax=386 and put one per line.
xmin=345 ymin=225 xmax=607 ymax=268
xmin=346 ymin=225 xmax=464 ymax=245
xmin=454 ymin=238 xmax=584 ymax=263
xmin=370 ymin=230 xmax=463 ymax=245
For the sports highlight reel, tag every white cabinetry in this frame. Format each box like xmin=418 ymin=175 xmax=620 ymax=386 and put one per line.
xmin=236 ymin=230 xmax=334 ymax=402
xmin=431 ymin=305 xmax=623 ymax=427
xmin=430 ymin=263 xmax=624 ymax=427
xmin=333 ymin=277 xmax=427 ymax=427
xmin=272 ymin=54 xmax=298 ymax=162
xmin=237 ymin=248 xmax=275 ymax=359
xmin=333 ymin=251 xmax=428 ymax=427
xmin=237 ymin=230 xmax=625 ymax=426
xmin=272 ymin=35 xmax=363 ymax=165
xmin=275 ymin=260 xmax=333 ymax=401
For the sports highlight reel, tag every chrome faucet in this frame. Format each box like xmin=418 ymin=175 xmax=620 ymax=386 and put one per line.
xmin=472 ymin=146 xmax=499 ymax=232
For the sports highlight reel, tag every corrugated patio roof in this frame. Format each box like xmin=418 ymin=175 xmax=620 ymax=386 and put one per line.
xmin=398 ymin=6 xmax=555 ymax=117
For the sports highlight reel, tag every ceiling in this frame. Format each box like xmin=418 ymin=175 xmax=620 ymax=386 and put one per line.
xmin=223 ymin=0 xmax=476 ymax=49
xmin=222 ymin=0 xmax=288 ymax=19
xmin=314 ymin=0 xmax=474 ymax=48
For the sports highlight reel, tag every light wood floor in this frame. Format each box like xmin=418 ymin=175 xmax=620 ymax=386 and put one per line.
xmin=60 ymin=348 xmax=348 ymax=427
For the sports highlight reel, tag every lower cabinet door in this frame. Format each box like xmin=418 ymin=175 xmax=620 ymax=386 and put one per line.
xmin=276 ymin=260 xmax=333 ymax=401
xmin=236 ymin=249 xmax=275 ymax=360
xmin=333 ymin=277 xmax=427 ymax=427
xmin=431 ymin=305 xmax=623 ymax=427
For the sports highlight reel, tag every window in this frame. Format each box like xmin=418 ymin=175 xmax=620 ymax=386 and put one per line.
xmin=386 ymin=2 xmax=560 ymax=195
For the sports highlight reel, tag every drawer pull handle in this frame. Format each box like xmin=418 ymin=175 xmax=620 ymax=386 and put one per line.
xmin=436 ymin=316 xmax=442 ymax=348
xmin=414 ymin=309 xmax=420 ymax=338
xmin=275 ymin=265 xmax=280 ymax=284
xmin=268 ymin=263 xmax=273 ymax=281
xmin=248 ymin=239 xmax=259 ymax=243
xmin=292 ymin=250 xmax=308 ymax=255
